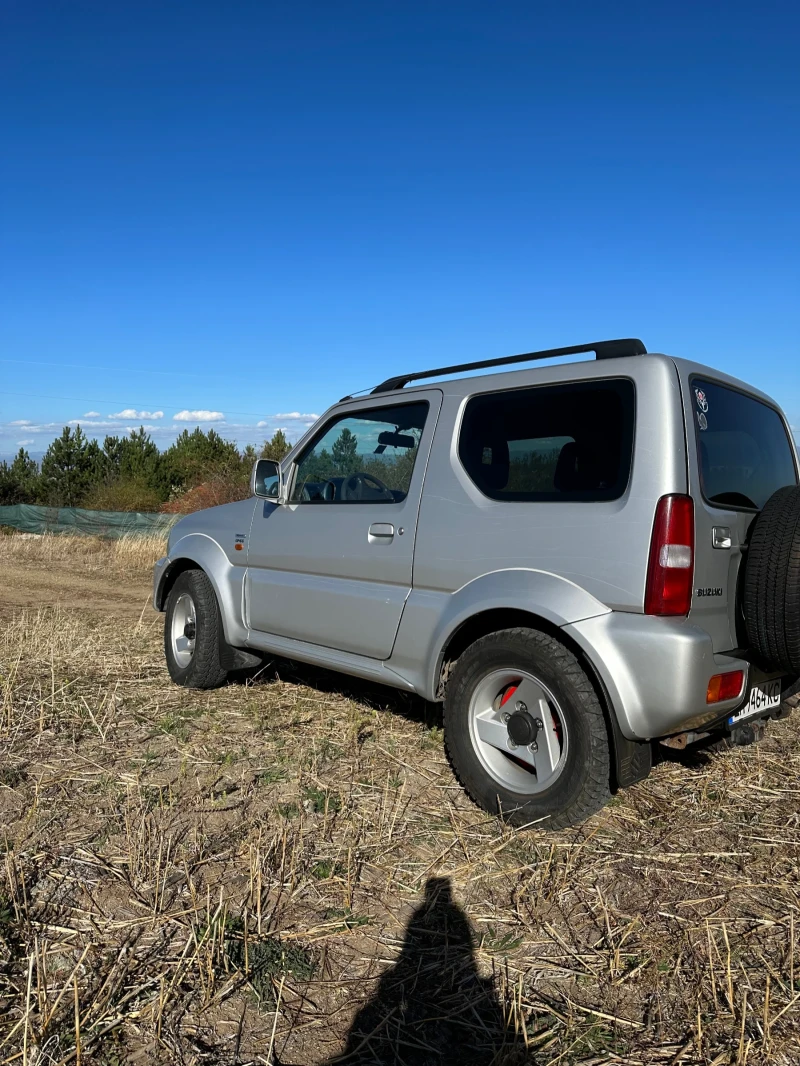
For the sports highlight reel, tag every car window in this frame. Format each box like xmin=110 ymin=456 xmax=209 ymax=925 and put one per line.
xmin=290 ymin=402 xmax=429 ymax=504
xmin=458 ymin=379 xmax=635 ymax=502
xmin=692 ymin=379 xmax=797 ymax=510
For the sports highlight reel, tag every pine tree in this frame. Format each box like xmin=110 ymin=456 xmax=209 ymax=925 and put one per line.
xmin=102 ymin=435 xmax=125 ymax=480
xmin=332 ymin=428 xmax=359 ymax=475
xmin=260 ymin=429 xmax=291 ymax=461
xmin=162 ymin=427 xmax=242 ymax=492
xmin=118 ymin=427 xmax=164 ymax=488
xmin=85 ymin=427 xmax=168 ymax=511
xmin=0 ymin=448 xmax=40 ymax=504
xmin=40 ymin=426 xmax=101 ymax=506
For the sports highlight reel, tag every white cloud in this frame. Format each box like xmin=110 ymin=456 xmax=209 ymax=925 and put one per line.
xmin=109 ymin=408 xmax=164 ymax=419
xmin=173 ymin=410 xmax=225 ymax=422
xmin=83 ymin=410 xmax=101 ymax=418
xmin=17 ymin=438 xmax=34 ymax=446
xmin=1 ymin=421 xmax=61 ymax=434
xmin=257 ymin=412 xmax=318 ymax=428
xmin=9 ymin=419 xmax=32 ymax=426
xmin=67 ymin=419 xmax=165 ymax=431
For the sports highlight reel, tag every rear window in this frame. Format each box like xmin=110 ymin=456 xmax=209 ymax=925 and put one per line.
xmin=692 ymin=379 xmax=797 ymax=510
xmin=458 ymin=379 xmax=635 ymax=502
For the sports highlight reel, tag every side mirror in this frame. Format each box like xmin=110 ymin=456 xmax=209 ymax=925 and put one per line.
xmin=252 ymin=458 xmax=284 ymax=501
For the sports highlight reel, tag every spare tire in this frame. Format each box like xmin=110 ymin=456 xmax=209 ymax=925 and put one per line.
xmin=743 ymin=485 xmax=800 ymax=672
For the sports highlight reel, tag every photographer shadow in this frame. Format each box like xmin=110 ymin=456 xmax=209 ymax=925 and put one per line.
xmin=325 ymin=876 xmax=521 ymax=1065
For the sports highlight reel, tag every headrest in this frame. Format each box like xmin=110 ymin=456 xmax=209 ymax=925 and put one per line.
xmin=554 ymin=439 xmax=613 ymax=493
xmin=462 ymin=428 xmax=509 ymax=493
xmin=554 ymin=441 xmax=579 ymax=492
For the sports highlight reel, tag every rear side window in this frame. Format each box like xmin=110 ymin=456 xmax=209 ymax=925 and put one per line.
xmin=458 ymin=379 xmax=635 ymax=502
xmin=692 ymin=379 xmax=797 ymax=510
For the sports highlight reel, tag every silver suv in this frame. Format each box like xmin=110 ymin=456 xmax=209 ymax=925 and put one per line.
xmin=154 ymin=339 xmax=800 ymax=828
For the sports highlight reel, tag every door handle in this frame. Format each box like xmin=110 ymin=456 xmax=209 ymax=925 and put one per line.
xmin=368 ymin=522 xmax=394 ymax=543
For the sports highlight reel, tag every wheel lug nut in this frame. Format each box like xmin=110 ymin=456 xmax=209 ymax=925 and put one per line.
xmin=535 ymin=719 xmax=543 ymax=729
xmin=507 ymin=738 xmax=518 ymax=750
xmin=515 ymin=701 xmax=527 ymax=712
xmin=529 ymin=741 xmax=538 ymax=753
xmin=502 ymin=712 xmax=511 ymax=723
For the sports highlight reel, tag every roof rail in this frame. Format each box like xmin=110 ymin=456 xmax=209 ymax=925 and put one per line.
xmin=370 ymin=338 xmax=647 ymax=394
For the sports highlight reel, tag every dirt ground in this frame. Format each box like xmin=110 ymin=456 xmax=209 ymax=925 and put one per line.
xmin=2 ymin=535 xmax=800 ymax=1065
xmin=0 ymin=554 xmax=152 ymax=616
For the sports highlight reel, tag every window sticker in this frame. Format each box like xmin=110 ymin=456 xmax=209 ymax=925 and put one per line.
xmin=697 ymin=411 xmax=708 ymax=431
xmin=694 ymin=388 xmax=709 ymax=413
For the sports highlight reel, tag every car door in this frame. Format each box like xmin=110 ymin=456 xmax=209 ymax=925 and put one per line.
xmin=681 ymin=373 xmax=799 ymax=652
xmin=246 ymin=391 xmax=442 ymax=659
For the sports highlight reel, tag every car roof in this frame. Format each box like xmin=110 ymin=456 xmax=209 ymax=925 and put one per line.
xmin=340 ymin=352 xmax=778 ymax=407
xmin=284 ymin=351 xmax=788 ymax=465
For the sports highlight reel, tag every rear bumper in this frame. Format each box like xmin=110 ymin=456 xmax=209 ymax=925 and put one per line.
xmin=563 ymin=612 xmax=750 ymax=740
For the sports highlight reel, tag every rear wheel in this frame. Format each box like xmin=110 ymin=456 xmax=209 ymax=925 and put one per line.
xmin=164 ymin=569 xmax=229 ymax=689
xmin=444 ymin=628 xmax=611 ymax=829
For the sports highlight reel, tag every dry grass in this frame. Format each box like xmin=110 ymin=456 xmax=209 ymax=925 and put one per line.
xmin=0 ymin=531 xmax=168 ymax=573
xmin=1 ymin=553 xmax=800 ymax=1063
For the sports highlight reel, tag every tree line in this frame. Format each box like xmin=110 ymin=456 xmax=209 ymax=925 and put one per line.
xmin=0 ymin=425 xmax=292 ymax=513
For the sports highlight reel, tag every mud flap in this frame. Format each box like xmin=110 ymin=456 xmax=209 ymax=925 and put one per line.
xmin=609 ymin=714 xmax=652 ymax=789
xmin=580 ymin=652 xmax=652 ymax=790
xmin=219 ymin=643 xmax=263 ymax=671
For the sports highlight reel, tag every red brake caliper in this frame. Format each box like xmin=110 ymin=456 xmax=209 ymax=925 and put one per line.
xmin=499 ymin=684 xmax=518 ymax=709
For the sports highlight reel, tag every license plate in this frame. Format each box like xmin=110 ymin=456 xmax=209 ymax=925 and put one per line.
xmin=728 ymin=680 xmax=781 ymax=725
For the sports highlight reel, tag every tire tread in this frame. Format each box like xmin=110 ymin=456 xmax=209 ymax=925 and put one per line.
xmin=164 ymin=569 xmax=229 ymax=689
xmin=744 ymin=486 xmax=800 ymax=673
xmin=444 ymin=627 xmax=611 ymax=830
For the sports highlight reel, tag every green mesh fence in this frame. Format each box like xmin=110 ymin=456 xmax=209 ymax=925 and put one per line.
xmin=0 ymin=504 xmax=179 ymax=539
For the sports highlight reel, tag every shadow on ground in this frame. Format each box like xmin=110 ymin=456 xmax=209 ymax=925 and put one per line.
xmin=322 ymin=876 xmax=524 ymax=1066
xmin=233 ymin=655 xmax=443 ymax=729
xmin=650 ymin=733 xmax=731 ymax=770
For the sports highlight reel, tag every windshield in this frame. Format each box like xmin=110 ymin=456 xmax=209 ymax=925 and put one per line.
xmin=692 ymin=379 xmax=797 ymax=510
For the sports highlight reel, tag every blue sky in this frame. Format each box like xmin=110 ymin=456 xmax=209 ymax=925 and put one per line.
xmin=1 ymin=0 xmax=798 ymax=459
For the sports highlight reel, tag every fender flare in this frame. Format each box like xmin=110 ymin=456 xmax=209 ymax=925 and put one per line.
xmin=390 ymin=568 xmax=611 ymax=700
xmin=392 ymin=570 xmax=651 ymax=790
xmin=155 ymin=533 xmax=248 ymax=647
xmin=429 ymin=568 xmax=611 ymax=689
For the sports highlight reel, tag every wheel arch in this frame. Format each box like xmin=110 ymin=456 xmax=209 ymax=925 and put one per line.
xmin=436 ymin=607 xmax=651 ymax=791
xmin=156 ymin=556 xmax=203 ymax=611
xmin=154 ymin=533 xmax=248 ymax=649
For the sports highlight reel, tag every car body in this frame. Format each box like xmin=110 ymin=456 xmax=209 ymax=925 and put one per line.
xmin=154 ymin=339 xmax=800 ymax=826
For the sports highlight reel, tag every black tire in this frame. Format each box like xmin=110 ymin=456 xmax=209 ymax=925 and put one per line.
xmin=743 ymin=486 xmax=800 ymax=673
xmin=164 ymin=569 xmax=229 ymax=689
xmin=443 ymin=628 xmax=611 ymax=830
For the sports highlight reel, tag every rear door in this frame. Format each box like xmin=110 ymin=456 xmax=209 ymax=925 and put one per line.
xmin=682 ymin=375 xmax=798 ymax=651
xmin=246 ymin=391 xmax=442 ymax=659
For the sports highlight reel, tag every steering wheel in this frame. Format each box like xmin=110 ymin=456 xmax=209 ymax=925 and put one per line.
xmin=341 ymin=471 xmax=395 ymax=502
xmin=322 ymin=480 xmax=338 ymax=502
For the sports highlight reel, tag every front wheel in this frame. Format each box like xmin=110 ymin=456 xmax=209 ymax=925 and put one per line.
xmin=164 ymin=569 xmax=229 ymax=689
xmin=444 ymin=628 xmax=611 ymax=829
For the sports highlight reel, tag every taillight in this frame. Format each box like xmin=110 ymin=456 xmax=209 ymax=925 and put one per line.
xmin=645 ymin=494 xmax=694 ymax=616
xmin=706 ymin=671 xmax=745 ymax=704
